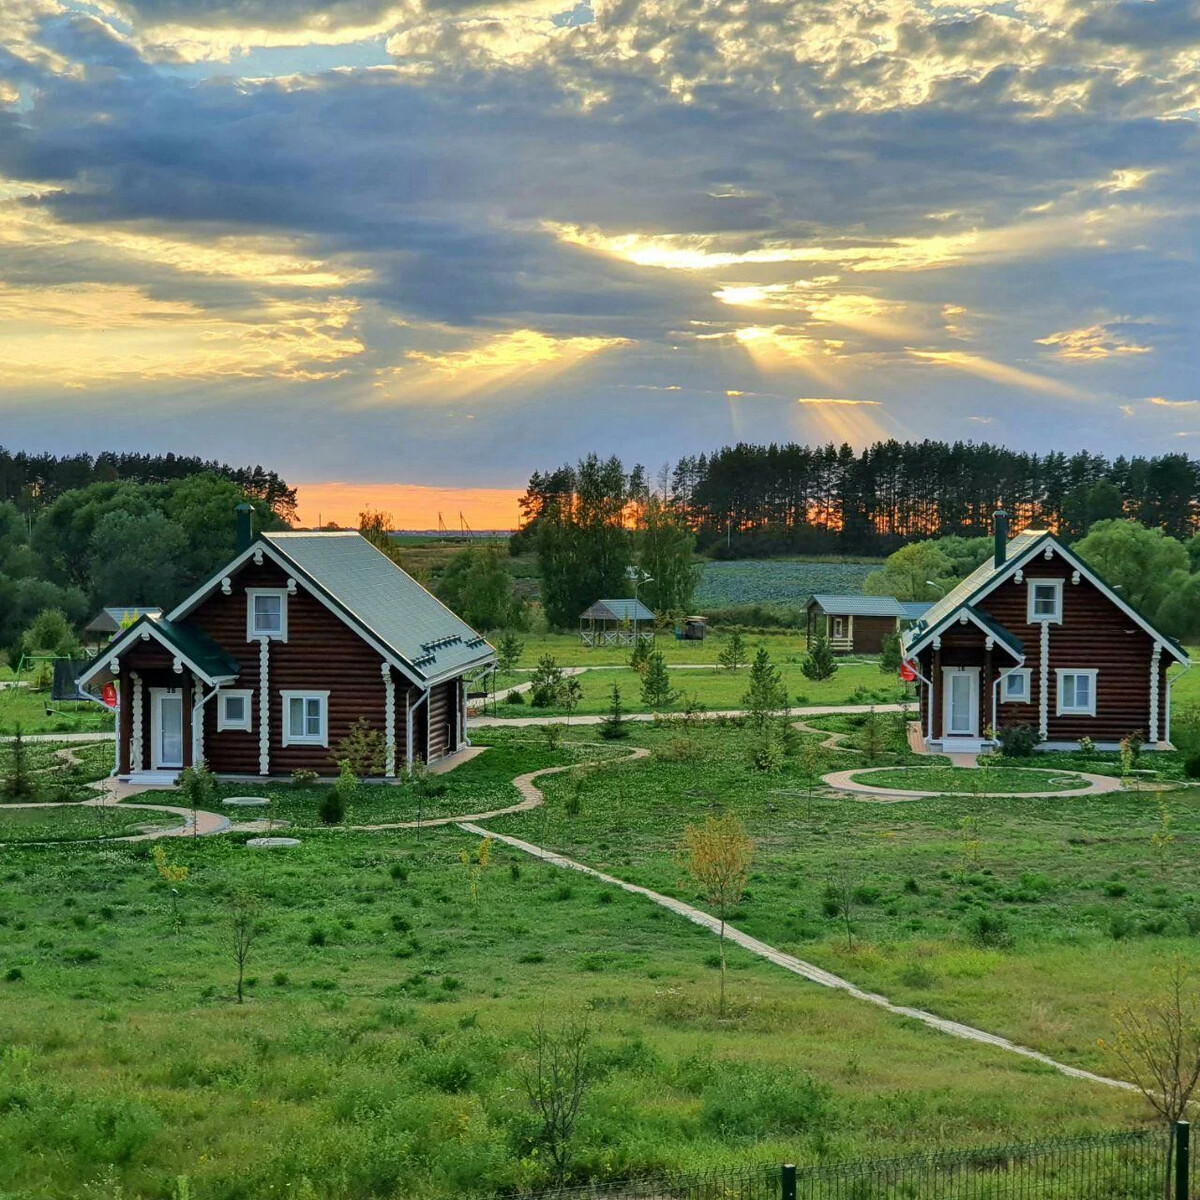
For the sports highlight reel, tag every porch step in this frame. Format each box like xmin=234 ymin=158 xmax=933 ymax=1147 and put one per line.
xmin=122 ymin=771 xmax=182 ymax=788
xmin=939 ymin=738 xmax=987 ymax=754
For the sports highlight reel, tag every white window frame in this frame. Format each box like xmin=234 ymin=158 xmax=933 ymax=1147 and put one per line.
xmin=281 ymin=690 xmax=329 ymax=747
xmin=246 ymin=588 xmax=288 ymax=642
xmin=1056 ymin=669 xmax=1098 ymax=717
xmin=832 ymin=617 xmax=845 ymax=638
xmin=216 ymin=689 xmax=253 ymax=732
xmin=1026 ymin=577 xmax=1063 ymax=624
xmin=1001 ymin=668 xmax=1031 ymax=703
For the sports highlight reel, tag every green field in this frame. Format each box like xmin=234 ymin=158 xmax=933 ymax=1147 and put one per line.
xmin=1 ymin=714 xmax=1192 ymax=1198
xmin=0 ymin=686 xmax=115 ymax=736
xmin=0 ymin=804 xmax=182 ymax=843
xmin=693 ymin=560 xmax=880 ymax=610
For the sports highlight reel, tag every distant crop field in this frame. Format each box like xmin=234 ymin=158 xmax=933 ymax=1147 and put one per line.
xmin=694 ymin=559 xmax=879 ymax=608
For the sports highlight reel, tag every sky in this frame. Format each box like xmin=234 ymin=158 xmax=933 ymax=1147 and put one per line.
xmin=1 ymin=0 xmax=1199 ymax=526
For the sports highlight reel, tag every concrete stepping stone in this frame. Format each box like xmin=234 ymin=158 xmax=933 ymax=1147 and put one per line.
xmin=223 ymin=796 xmax=270 ymax=808
xmin=245 ymin=837 xmax=300 ymax=848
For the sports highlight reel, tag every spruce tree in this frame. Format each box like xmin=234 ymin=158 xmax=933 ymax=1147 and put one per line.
xmin=801 ymin=632 xmax=838 ymax=682
xmin=598 ymin=684 xmax=630 ymax=740
xmin=2 ymin=726 xmax=35 ymax=802
xmin=640 ymin=651 xmax=680 ymax=710
xmin=717 ymin=629 xmax=747 ymax=672
xmin=742 ymin=647 xmax=788 ymax=730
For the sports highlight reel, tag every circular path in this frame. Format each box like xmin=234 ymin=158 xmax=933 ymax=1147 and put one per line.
xmin=821 ymin=766 xmax=1124 ymax=801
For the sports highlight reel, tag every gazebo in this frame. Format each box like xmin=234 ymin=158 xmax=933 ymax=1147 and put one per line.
xmin=579 ymin=599 xmax=656 ymax=647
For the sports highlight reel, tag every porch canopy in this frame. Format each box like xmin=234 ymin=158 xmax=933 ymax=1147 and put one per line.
xmin=579 ymin=598 xmax=656 ymax=647
xmin=904 ymin=604 xmax=1024 ymax=745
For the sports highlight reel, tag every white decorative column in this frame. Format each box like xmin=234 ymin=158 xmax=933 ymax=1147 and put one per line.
xmin=1149 ymin=644 xmax=1162 ymax=745
xmin=130 ymin=672 xmax=143 ymax=772
xmin=1038 ymin=623 xmax=1050 ymax=740
xmin=258 ymin=639 xmax=270 ymax=775
xmin=192 ymin=672 xmax=206 ymax=767
xmin=381 ymin=661 xmax=396 ymax=778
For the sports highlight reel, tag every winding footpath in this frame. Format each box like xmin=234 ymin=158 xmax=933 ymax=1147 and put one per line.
xmin=1 ymin=721 xmax=1144 ymax=1097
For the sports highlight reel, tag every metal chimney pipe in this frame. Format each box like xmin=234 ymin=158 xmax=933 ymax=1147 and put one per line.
xmin=236 ymin=502 xmax=254 ymax=553
xmin=994 ymin=509 xmax=1008 ymax=567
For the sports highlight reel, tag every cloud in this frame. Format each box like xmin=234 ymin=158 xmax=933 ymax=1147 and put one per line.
xmin=1035 ymin=322 xmax=1154 ymax=361
xmin=907 ymin=350 xmax=1090 ymax=401
xmin=795 ymin=397 xmax=881 ymax=407
xmin=1146 ymin=396 xmax=1200 ymax=410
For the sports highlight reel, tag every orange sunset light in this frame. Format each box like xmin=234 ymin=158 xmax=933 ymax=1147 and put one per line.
xmin=295 ymin=482 xmax=523 ymax=531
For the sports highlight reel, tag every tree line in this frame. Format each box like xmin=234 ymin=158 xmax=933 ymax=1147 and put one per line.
xmin=0 ymin=447 xmax=297 ymax=526
xmin=522 ymin=440 xmax=1200 ymax=558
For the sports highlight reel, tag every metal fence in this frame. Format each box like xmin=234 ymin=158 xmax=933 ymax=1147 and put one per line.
xmin=503 ymin=1124 xmax=1191 ymax=1200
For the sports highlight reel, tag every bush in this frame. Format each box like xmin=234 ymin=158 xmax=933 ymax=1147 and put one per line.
xmin=996 ymin=724 xmax=1042 ymax=758
xmin=1185 ymin=753 xmax=1200 ymax=780
xmin=318 ymin=786 xmax=346 ymax=826
xmin=964 ymin=907 xmax=1013 ymax=948
xmin=701 ymin=1065 xmax=831 ymax=1138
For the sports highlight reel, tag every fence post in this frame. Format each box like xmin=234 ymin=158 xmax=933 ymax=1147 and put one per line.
xmin=781 ymin=1163 xmax=796 ymax=1200
xmin=1176 ymin=1121 xmax=1190 ymax=1200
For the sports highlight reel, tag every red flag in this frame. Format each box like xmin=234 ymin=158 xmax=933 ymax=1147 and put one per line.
xmin=101 ymin=682 xmax=118 ymax=709
xmin=899 ymin=660 xmax=917 ymax=683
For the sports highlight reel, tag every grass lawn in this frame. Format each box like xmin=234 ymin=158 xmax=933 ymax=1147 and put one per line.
xmin=493 ymin=661 xmax=909 ymax=717
xmin=487 ymin=716 xmax=1200 ymax=1084
xmin=0 ymin=810 xmax=1145 ymax=1199
xmin=0 ymin=804 xmax=182 ymax=843
xmin=0 ymin=686 xmax=114 ymax=736
xmin=845 ymin=765 xmax=1094 ymax=794
xmin=502 ymin=630 xmax=807 ymax=668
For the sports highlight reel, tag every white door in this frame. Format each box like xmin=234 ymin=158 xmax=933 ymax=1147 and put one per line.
xmin=942 ymin=669 xmax=979 ymax=738
xmin=152 ymin=690 xmax=184 ymax=770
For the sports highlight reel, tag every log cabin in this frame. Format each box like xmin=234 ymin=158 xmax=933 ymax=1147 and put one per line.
xmin=805 ymin=595 xmax=909 ymax=655
xmin=901 ymin=512 xmax=1189 ymax=753
xmin=77 ymin=512 xmax=494 ymax=783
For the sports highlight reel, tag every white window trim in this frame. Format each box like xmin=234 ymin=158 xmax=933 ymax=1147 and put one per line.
xmin=1026 ymin=577 xmax=1063 ymax=624
xmin=216 ymin=688 xmax=254 ymax=732
xmin=1001 ymin=668 xmax=1032 ymax=703
xmin=832 ymin=617 xmax=845 ymax=638
xmin=281 ymin=689 xmax=330 ymax=747
xmin=246 ymin=588 xmax=288 ymax=642
xmin=1056 ymin=668 xmax=1098 ymax=717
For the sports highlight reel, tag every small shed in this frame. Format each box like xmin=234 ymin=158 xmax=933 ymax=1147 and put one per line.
xmin=805 ymin=594 xmax=905 ymax=655
xmin=680 ymin=616 xmax=708 ymax=642
xmin=84 ymin=606 xmax=163 ymax=649
xmin=580 ymin=599 xmax=656 ymax=647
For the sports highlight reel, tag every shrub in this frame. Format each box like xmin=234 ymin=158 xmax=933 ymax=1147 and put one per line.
xmin=701 ymin=1065 xmax=832 ymax=1138
xmin=996 ymin=724 xmax=1042 ymax=758
xmin=800 ymin=634 xmax=837 ymax=682
xmin=529 ymin=655 xmax=566 ymax=707
xmin=1185 ymin=754 xmax=1200 ymax=780
xmin=333 ymin=717 xmax=386 ymax=778
xmin=505 ymin=688 xmax=525 ymax=706
xmin=318 ymin=786 xmax=346 ymax=826
xmin=291 ymin=768 xmax=319 ymax=788
xmin=1108 ymin=913 xmax=1134 ymax=940
xmin=965 ymin=907 xmax=1013 ymax=948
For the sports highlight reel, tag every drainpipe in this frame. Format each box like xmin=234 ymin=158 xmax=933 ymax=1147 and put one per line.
xmin=407 ymin=687 xmax=430 ymax=771
xmin=191 ymin=681 xmax=224 ymax=768
xmin=1165 ymin=658 xmax=1192 ymax=748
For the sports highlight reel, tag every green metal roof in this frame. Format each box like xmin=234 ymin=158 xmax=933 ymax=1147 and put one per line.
xmin=77 ymin=613 xmax=241 ymax=689
xmin=264 ymin=532 xmax=494 ymax=684
xmin=808 ymin=594 xmax=906 ymax=617
xmin=580 ymin=598 xmax=656 ymax=623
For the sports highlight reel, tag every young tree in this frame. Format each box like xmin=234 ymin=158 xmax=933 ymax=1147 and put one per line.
xmin=562 ymin=676 xmax=584 ymax=726
xmin=598 ymin=684 xmax=630 ymax=740
xmin=520 ymin=1007 xmax=593 ymax=1186
xmin=640 ymin=651 xmax=680 ymax=710
xmin=459 ymin=835 xmax=493 ymax=904
xmin=801 ymin=632 xmax=838 ymax=682
xmin=230 ymin=891 xmax=261 ymax=1004
xmin=628 ymin=635 xmax=651 ymax=676
xmin=177 ymin=763 xmax=217 ymax=838
xmin=826 ymin=863 xmax=857 ymax=949
xmin=496 ymin=630 xmax=525 ymax=675
xmin=152 ymin=844 xmax=189 ymax=928
xmin=529 ymin=654 xmax=566 ymax=707
xmin=358 ymin=507 xmax=405 ymax=565
xmin=684 ymin=813 xmax=755 ymax=1013
xmin=742 ymin=646 xmax=788 ymax=729
xmin=861 ymin=709 xmax=884 ymax=764
xmin=1102 ymin=959 xmax=1200 ymax=1187
xmin=717 ymin=629 xmax=747 ymax=672
xmin=1 ymin=726 xmax=35 ymax=802
xmin=333 ymin=716 xmax=386 ymax=778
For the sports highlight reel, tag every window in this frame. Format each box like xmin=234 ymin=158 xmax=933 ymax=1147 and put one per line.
xmin=217 ymin=689 xmax=253 ymax=732
xmin=1027 ymin=578 xmax=1063 ymax=623
xmin=1001 ymin=669 xmax=1031 ymax=703
xmin=1056 ymin=669 xmax=1097 ymax=716
xmin=281 ymin=690 xmax=329 ymax=747
xmin=246 ymin=589 xmax=288 ymax=640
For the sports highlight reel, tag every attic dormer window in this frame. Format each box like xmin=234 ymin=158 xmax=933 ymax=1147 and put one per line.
xmin=247 ymin=589 xmax=288 ymax=641
xmin=1027 ymin=578 xmax=1062 ymax=624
